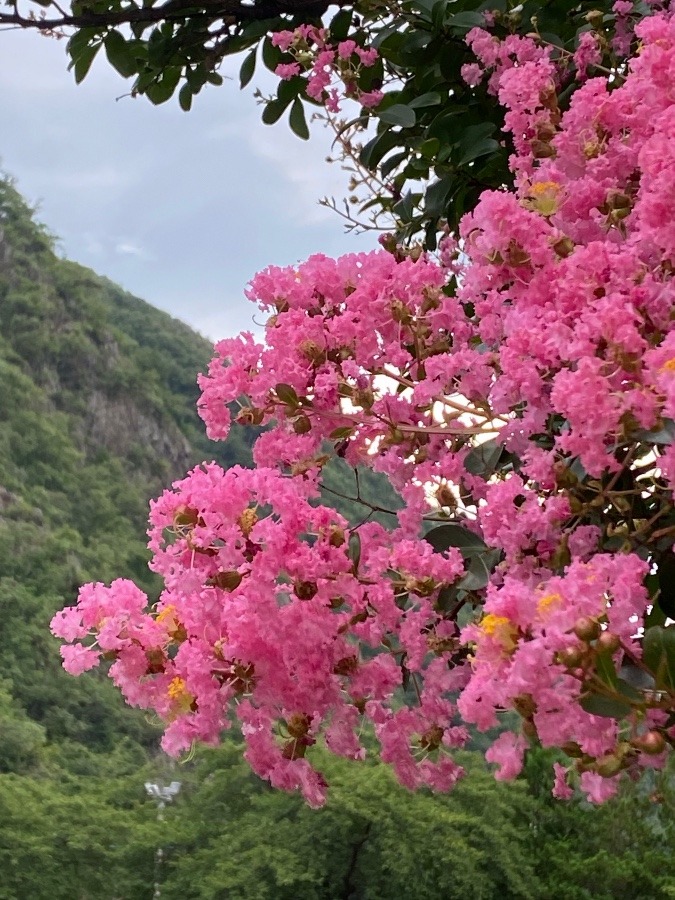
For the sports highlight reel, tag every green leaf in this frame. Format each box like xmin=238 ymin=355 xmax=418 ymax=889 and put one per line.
xmin=446 ymin=10 xmax=486 ymax=32
xmin=456 ymin=123 xmax=499 ymax=167
xmin=464 ymin=439 xmax=503 ymax=476
xmin=434 ymin=584 xmax=458 ymax=613
xmin=67 ymin=26 xmax=99 ymax=61
xmin=360 ymin=130 xmax=402 ymax=170
xmin=277 ymin=76 xmax=303 ymax=105
xmin=458 ymin=554 xmax=490 ymax=592
xmin=643 ymin=626 xmax=675 ymax=690
xmin=424 ymin=176 xmax=454 ymax=218
xmin=288 ymin=97 xmax=309 ymax=141
xmin=289 ymin=98 xmax=310 ymax=139
xmin=178 ymin=83 xmax=193 ymax=112
xmin=425 ymin=524 xmax=487 ymax=554
xmin=458 ymin=137 xmax=500 ymax=168
xmin=104 ymin=30 xmax=137 ymax=79
xmin=329 ymin=7 xmax=353 ymax=41
xmin=377 ymin=104 xmax=417 ymax=128
xmin=646 ymin=602 xmax=667 ymax=630
xmin=330 ymin=426 xmax=354 ymax=440
xmin=145 ymin=68 xmax=181 ymax=104
xmin=239 ymin=49 xmax=257 ymax=88
xmin=262 ymin=36 xmax=283 ymax=72
xmin=262 ymin=99 xmax=287 ymax=125
xmin=408 ymin=91 xmax=443 ymax=109
xmin=580 ymin=693 xmax=632 ymax=719
xmin=616 ymin=677 xmax=645 ymax=704
xmin=595 ymin=651 xmax=619 ymax=689
xmin=72 ymin=43 xmax=101 ymax=84
xmin=275 ymin=383 xmax=299 ymax=406
xmin=657 ymin=549 xmax=675 ymax=618
xmin=380 ymin=150 xmax=409 ymax=179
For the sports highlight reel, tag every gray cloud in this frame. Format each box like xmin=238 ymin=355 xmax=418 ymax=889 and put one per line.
xmin=0 ymin=30 xmax=378 ymax=342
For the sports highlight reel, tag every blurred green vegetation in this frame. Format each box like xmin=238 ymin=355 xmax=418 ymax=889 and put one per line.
xmin=0 ymin=173 xmax=673 ymax=898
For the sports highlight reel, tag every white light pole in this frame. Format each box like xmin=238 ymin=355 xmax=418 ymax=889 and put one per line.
xmin=145 ymin=781 xmax=181 ymax=898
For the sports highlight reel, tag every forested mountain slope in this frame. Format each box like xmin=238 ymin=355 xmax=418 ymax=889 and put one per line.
xmin=0 ymin=174 xmax=259 ymax=755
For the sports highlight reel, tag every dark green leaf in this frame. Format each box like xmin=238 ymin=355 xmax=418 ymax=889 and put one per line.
xmin=360 ymin=130 xmax=402 ymax=169
xmin=408 ymin=91 xmax=443 ymax=109
xmin=73 ymin=43 xmax=101 ymax=84
xmin=446 ymin=10 xmax=486 ymax=31
xmin=657 ymin=549 xmax=675 ymax=618
xmin=104 ymin=30 xmax=137 ymax=79
xmin=380 ymin=151 xmax=409 ymax=179
xmin=275 ymin=383 xmax=299 ymax=405
xmin=262 ymin=36 xmax=283 ymax=72
xmin=457 ymin=123 xmax=500 ymax=167
xmin=595 ymin=651 xmax=619 ymax=689
xmin=178 ymin=83 xmax=193 ymax=112
xmin=67 ymin=27 xmax=99 ymax=62
xmin=458 ymin=554 xmax=490 ymax=591
xmin=580 ymin=693 xmax=632 ymax=718
xmin=646 ymin=602 xmax=667 ymax=630
xmin=464 ymin=439 xmax=503 ymax=476
xmin=424 ymin=176 xmax=453 ymax=217
xmin=425 ymin=524 xmax=488 ymax=554
xmin=434 ymin=584 xmax=458 ymax=613
xmin=377 ymin=104 xmax=417 ymax=128
xmin=262 ymin=99 xmax=287 ymax=125
xmin=145 ymin=67 xmax=181 ymax=104
xmin=329 ymin=8 xmax=353 ymax=41
xmin=239 ymin=48 xmax=257 ymax=88
xmin=616 ymin=677 xmax=645 ymax=703
xmin=643 ymin=626 xmax=675 ymax=690
xmin=289 ymin=98 xmax=309 ymax=139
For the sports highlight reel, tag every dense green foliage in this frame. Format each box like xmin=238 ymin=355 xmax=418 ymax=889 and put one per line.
xmin=0 ymin=0 xmax=649 ymax=244
xmin=0 ymin=173 xmax=673 ymax=897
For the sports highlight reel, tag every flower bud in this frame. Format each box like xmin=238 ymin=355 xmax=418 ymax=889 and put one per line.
xmin=595 ymin=753 xmax=624 ymax=777
xmin=595 ymin=631 xmax=620 ymax=654
xmin=632 ymin=731 xmax=666 ymax=755
xmin=573 ymin=617 xmax=601 ymax=642
xmin=557 ymin=645 xmax=585 ymax=668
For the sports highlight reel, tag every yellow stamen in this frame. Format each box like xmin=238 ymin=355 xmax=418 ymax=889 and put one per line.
xmin=480 ymin=614 xmax=519 ymax=652
xmin=537 ymin=592 xmax=562 ymax=616
xmin=522 ymin=181 xmax=561 ymax=217
xmin=167 ymin=677 xmax=195 ymax=716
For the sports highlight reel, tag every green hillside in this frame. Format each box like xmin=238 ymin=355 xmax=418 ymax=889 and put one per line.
xmin=0 ymin=174 xmax=261 ymax=757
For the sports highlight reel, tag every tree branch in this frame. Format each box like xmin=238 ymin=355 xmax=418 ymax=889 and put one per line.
xmin=0 ymin=0 xmax=337 ymax=33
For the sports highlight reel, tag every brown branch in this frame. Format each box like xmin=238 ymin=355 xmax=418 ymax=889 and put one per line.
xmin=0 ymin=0 xmax=338 ymax=33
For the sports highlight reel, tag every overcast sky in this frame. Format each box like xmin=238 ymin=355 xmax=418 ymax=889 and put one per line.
xmin=0 ymin=29 xmax=377 ymax=340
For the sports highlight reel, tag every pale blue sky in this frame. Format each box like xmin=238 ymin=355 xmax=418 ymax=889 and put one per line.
xmin=0 ymin=29 xmax=377 ymax=340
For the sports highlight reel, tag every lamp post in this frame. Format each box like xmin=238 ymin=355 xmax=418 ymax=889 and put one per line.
xmin=145 ymin=781 xmax=181 ymax=898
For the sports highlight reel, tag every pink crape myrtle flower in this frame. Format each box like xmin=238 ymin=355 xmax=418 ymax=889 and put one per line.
xmin=51 ymin=9 xmax=675 ymax=805
xmin=268 ymin=27 xmax=382 ymax=113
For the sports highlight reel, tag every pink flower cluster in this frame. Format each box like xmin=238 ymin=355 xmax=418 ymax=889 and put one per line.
xmin=52 ymin=10 xmax=675 ymax=804
xmin=271 ymin=25 xmax=383 ymax=113
xmin=52 ymin=464 xmax=466 ymax=805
